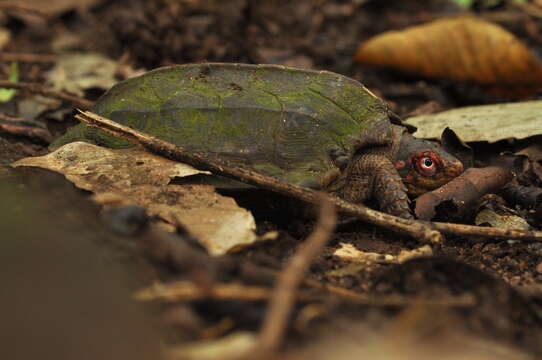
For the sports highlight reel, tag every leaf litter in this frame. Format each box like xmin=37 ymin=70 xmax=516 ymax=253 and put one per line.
xmin=3 ymin=1 xmax=542 ymax=359
xmin=12 ymin=142 xmax=257 ymax=255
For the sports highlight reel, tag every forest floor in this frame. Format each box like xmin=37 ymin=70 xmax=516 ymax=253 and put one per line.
xmin=2 ymin=1 xmax=542 ymax=359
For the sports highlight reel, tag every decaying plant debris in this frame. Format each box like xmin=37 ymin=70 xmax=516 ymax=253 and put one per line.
xmin=2 ymin=1 xmax=542 ymax=359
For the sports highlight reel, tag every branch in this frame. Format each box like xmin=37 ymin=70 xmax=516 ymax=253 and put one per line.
xmin=0 ymin=53 xmax=56 ymax=63
xmin=258 ymin=195 xmax=336 ymax=352
xmin=74 ymin=110 xmax=443 ymax=243
xmin=74 ymin=110 xmax=542 ymax=242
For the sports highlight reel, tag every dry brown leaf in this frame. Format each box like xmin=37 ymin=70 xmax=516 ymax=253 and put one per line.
xmin=354 ymin=17 xmax=542 ymax=86
xmin=12 ymin=142 xmax=257 ymax=256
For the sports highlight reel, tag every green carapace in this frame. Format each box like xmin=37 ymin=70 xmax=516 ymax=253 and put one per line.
xmin=53 ymin=63 xmax=463 ymax=218
xmin=53 ymin=63 xmax=388 ymax=185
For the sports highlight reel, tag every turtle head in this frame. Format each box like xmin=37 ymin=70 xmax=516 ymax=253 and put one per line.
xmin=394 ymin=132 xmax=464 ymax=197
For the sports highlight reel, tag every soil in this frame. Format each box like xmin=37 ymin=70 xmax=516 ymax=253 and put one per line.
xmin=2 ymin=1 xmax=542 ymax=359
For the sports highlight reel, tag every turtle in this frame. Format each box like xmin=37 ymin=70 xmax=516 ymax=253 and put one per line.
xmin=52 ymin=63 xmax=464 ymax=218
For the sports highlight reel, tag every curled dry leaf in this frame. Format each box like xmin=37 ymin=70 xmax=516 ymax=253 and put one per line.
xmin=354 ymin=17 xmax=542 ymax=86
xmin=12 ymin=142 xmax=257 ymax=256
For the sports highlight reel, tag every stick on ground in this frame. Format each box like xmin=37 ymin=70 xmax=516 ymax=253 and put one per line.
xmin=74 ymin=110 xmax=443 ymax=243
xmin=258 ymin=195 xmax=336 ymax=353
xmin=74 ymin=110 xmax=542 ymax=242
xmin=0 ymin=53 xmax=57 ymax=63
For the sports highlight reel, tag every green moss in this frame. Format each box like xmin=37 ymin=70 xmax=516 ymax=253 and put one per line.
xmin=52 ymin=63 xmax=391 ymax=185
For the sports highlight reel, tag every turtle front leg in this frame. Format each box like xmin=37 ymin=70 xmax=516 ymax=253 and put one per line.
xmin=337 ymin=154 xmax=412 ymax=219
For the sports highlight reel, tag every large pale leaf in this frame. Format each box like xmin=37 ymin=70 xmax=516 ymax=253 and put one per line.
xmin=405 ymin=101 xmax=542 ymax=143
xmin=13 ymin=142 xmax=257 ymax=255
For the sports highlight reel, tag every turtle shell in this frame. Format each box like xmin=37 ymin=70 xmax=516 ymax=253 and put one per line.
xmin=53 ymin=63 xmax=391 ymax=186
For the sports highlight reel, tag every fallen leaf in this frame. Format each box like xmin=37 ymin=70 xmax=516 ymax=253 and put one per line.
xmin=475 ymin=209 xmax=531 ymax=231
xmin=45 ymin=53 xmax=118 ymax=96
xmin=405 ymin=101 xmax=542 ymax=143
xmin=12 ymin=142 xmax=257 ymax=256
xmin=354 ymin=17 xmax=542 ymax=86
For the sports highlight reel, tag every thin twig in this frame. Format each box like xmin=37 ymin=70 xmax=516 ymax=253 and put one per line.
xmin=134 ymin=278 xmax=476 ymax=308
xmin=430 ymin=221 xmax=541 ymax=241
xmin=74 ymin=110 xmax=443 ymax=243
xmin=258 ymin=195 xmax=336 ymax=352
xmin=0 ymin=113 xmax=53 ymax=143
xmin=135 ymin=281 xmax=279 ymax=302
xmin=0 ymin=81 xmax=94 ymax=109
xmin=0 ymin=53 xmax=57 ymax=63
xmin=74 ymin=111 xmax=542 ymax=243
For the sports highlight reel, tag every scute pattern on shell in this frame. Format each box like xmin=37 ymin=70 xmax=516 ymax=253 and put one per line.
xmin=53 ymin=63 xmax=391 ymax=186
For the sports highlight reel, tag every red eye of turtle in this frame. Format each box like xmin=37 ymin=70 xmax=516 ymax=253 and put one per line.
xmin=421 ymin=157 xmax=434 ymax=169
xmin=415 ymin=154 xmax=438 ymax=176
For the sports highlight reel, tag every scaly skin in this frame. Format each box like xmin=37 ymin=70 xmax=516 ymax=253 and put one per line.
xmin=328 ymin=124 xmax=463 ymax=219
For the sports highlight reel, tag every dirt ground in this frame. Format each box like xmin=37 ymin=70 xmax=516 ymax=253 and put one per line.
xmin=2 ymin=1 xmax=542 ymax=359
